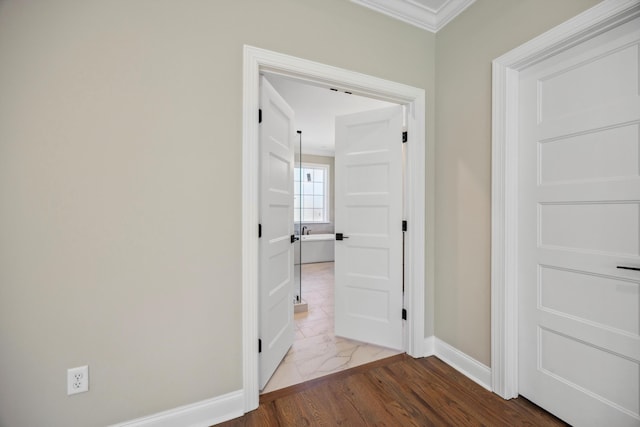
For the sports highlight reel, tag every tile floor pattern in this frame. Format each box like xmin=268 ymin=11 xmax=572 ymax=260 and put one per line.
xmin=262 ymin=262 xmax=402 ymax=393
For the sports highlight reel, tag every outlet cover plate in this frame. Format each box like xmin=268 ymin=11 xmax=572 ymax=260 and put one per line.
xmin=67 ymin=365 xmax=89 ymax=395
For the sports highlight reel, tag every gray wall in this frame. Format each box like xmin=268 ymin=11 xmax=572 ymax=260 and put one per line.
xmin=434 ymin=0 xmax=601 ymax=366
xmin=0 ymin=1 xmax=434 ymax=426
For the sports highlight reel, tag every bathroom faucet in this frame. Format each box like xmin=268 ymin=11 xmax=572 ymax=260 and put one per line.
xmin=301 ymin=226 xmax=307 ymax=235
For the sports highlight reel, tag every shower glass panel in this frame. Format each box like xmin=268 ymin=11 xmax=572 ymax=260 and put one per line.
xmin=293 ymin=132 xmax=302 ymax=304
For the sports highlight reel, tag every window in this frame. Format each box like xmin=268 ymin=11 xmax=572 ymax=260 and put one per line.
xmin=294 ymin=163 xmax=329 ymax=223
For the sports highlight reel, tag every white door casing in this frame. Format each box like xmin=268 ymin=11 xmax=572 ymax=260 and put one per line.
xmin=334 ymin=106 xmax=404 ymax=350
xmin=517 ymin=16 xmax=640 ymax=426
xmin=258 ymin=76 xmax=296 ymax=390
xmin=243 ymin=45 xmax=427 ymax=412
xmin=491 ymin=0 xmax=640 ymax=401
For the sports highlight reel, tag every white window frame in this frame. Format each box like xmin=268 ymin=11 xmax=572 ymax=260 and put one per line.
xmin=295 ymin=162 xmax=330 ymax=224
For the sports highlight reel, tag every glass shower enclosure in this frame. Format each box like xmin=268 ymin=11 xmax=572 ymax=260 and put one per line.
xmin=293 ymin=131 xmax=302 ymax=305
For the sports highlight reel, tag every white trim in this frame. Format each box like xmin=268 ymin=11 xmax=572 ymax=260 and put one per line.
xmin=434 ymin=338 xmax=492 ymax=391
xmin=109 ymin=391 xmax=244 ymax=427
xmin=243 ymin=45 xmax=428 ymax=413
xmin=423 ymin=336 xmax=492 ymax=391
xmin=490 ymin=0 xmax=640 ymax=400
xmin=350 ymin=0 xmax=476 ymax=33
xmin=423 ymin=335 xmax=435 ymax=356
xmin=436 ymin=0 xmax=477 ymax=31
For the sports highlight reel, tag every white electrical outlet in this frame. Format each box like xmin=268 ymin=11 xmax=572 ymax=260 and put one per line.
xmin=67 ymin=365 xmax=89 ymax=395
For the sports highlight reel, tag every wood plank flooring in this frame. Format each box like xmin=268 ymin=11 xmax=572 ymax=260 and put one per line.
xmin=218 ymin=354 xmax=567 ymax=426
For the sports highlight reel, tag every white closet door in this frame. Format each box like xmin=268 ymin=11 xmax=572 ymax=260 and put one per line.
xmin=518 ymin=17 xmax=640 ymax=426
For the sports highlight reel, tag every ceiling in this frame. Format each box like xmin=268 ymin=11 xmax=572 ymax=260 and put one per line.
xmin=265 ymin=74 xmax=396 ymax=157
xmin=262 ymin=1 xmax=476 ymax=157
xmin=351 ymin=0 xmax=476 ymax=32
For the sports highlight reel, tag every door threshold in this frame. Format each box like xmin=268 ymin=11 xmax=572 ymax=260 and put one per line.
xmin=260 ymin=353 xmax=407 ymax=402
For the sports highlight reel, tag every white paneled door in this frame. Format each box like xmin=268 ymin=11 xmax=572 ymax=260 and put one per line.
xmin=518 ymin=17 xmax=640 ymax=426
xmin=334 ymin=106 xmax=404 ymax=350
xmin=259 ymin=76 xmax=295 ymax=390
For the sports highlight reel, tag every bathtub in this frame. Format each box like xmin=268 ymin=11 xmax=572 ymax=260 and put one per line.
xmin=294 ymin=233 xmax=335 ymax=264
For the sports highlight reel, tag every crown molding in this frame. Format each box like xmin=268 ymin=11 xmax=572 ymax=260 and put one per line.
xmin=351 ymin=0 xmax=476 ymax=32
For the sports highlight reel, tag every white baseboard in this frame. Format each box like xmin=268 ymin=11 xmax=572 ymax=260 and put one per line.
xmin=424 ymin=336 xmax=492 ymax=391
xmin=111 ymin=339 xmax=490 ymax=426
xmin=423 ymin=335 xmax=435 ymax=356
xmin=110 ymin=390 xmax=244 ymax=427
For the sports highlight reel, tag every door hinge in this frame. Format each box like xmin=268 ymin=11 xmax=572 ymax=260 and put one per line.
xmin=259 ymin=109 xmax=262 ymax=124
xmin=402 ymin=308 xmax=407 ymax=320
xmin=258 ymin=223 xmax=262 ymax=238
xmin=258 ymin=339 xmax=262 ymax=353
xmin=402 ymin=131 xmax=407 ymax=143
xmin=402 ymin=220 xmax=407 ymax=232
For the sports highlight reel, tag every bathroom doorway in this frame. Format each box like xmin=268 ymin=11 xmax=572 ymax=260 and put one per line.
xmin=243 ymin=45 xmax=428 ymax=411
xmin=260 ymin=74 xmax=404 ymax=392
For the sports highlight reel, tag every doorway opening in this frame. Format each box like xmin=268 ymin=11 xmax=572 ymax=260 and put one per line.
xmin=260 ymin=73 xmax=405 ymax=392
xmin=242 ymin=45 xmax=429 ymax=412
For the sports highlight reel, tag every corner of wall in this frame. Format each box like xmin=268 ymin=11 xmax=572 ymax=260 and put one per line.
xmin=424 ymin=336 xmax=492 ymax=391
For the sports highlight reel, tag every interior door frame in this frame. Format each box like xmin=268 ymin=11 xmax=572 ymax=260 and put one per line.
xmin=490 ymin=0 xmax=640 ymax=399
xmin=242 ymin=45 xmax=428 ymax=411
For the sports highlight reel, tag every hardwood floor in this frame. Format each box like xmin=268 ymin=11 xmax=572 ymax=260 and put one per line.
xmin=218 ymin=354 xmax=568 ymax=426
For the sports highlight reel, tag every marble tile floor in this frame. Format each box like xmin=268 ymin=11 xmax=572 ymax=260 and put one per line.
xmin=262 ymin=262 xmax=402 ymax=393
